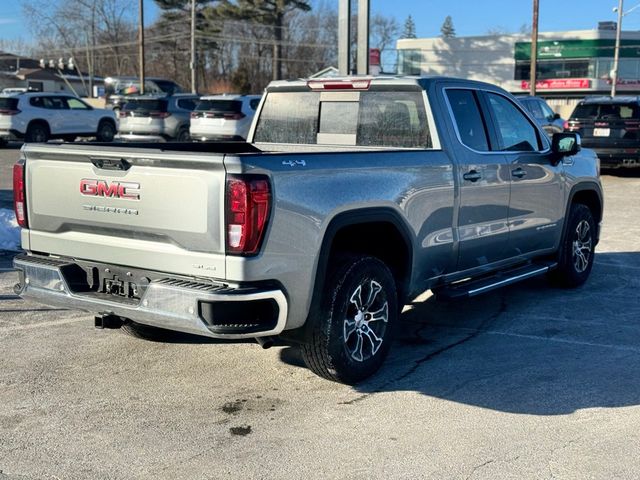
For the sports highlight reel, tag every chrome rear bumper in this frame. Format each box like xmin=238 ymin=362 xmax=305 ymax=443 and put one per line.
xmin=13 ymin=255 xmax=288 ymax=339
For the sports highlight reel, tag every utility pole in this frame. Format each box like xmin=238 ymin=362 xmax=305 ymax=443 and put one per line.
xmin=612 ymin=0 xmax=624 ymax=96
xmin=530 ymin=0 xmax=539 ymax=96
xmin=356 ymin=0 xmax=370 ymax=75
xmin=191 ymin=0 xmax=197 ymax=93
xmin=138 ymin=0 xmax=145 ymax=94
xmin=89 ymin=3 xmax=96 ymax=97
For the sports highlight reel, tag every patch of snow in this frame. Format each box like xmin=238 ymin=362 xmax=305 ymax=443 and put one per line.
xmin=0 ymin=208 xmax=21 ymax=251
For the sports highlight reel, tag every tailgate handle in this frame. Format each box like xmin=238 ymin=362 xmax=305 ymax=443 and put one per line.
xmin=90 ymin=157 xmax=132 ymax=171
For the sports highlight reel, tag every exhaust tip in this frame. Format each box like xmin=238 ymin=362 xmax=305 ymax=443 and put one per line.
xmin=255 ymin=336 xmax=275 ymax=349
xmin=13 ymin=283 xmax=22 ymax=295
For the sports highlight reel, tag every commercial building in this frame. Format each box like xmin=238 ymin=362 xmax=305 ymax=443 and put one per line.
xmin=0 ymin=51 xmax=95 ymax=97
xmin=397 ymin=24 xmax=640 ymax=115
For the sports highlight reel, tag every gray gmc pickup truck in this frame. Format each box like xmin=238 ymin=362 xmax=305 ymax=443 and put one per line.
xmin=13 ymin=76 xmax=603 ymax=384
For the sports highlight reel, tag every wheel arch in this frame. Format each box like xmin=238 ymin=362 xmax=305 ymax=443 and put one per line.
xmin=565 ymin=182 xmax=603 ymax=246
xmin=312 ymin=208 xmax=414 ymax=312
xmin=26 ymin=119 xmax=50 ymax=132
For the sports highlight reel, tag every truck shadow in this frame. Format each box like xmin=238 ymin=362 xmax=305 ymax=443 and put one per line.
xmin=282 ymin=251 xmax=640 ymax=415
xmin=353 ymin=251 xmax=640 ymax=414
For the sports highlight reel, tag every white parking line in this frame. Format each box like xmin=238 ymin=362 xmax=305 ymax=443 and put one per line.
xmin=436 ymin=325 xmax=640 ymax=353
xmin=0 ymin=317 xmax=88 ymax=332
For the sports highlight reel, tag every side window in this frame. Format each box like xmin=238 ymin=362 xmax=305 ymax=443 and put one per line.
xmin=525 ymin=100 xmax=544 ymax=120
xmin=30 ymin=97 xmax=44 ymax=108
xmin=66 ymin=98 xmax=90 ymax=110
xmin=539 ymin=101 xmax=556 ymax=121
xmin=249 ymin=98 xmax=260 ymax=110
xmin=486 ymin=93 xmax=540 ymax=152
xmin=43 ymin=97 xmax=68 ymax=110
xmin=446 ymin=89 xmax=489 ymax=152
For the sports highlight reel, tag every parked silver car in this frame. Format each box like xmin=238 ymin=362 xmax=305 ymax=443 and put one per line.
xmin=117 ymin=94 xmax=199 ymax=142
xmin=190 ymin=94 xmax=261 ymax=141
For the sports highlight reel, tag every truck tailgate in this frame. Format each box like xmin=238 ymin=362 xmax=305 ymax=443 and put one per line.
xmin=23 ymin=144 xmax=227 ymax=279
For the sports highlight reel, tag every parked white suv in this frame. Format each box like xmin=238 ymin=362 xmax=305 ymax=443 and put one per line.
xmin=0 ymin=92 xmax=117 ymax=145
xmin=190 ymin=94 xmax=261 ymax=141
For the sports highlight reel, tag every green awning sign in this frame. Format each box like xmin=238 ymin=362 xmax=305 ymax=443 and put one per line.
xmin=515 ymin=39 xmax=640 ymax=60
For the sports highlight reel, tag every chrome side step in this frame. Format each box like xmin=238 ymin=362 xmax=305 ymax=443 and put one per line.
xmin=435 ymin=261 xmax=557 ymax=300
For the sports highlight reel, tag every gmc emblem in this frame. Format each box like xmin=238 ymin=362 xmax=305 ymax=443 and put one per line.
xmin=80 ymin=179 xmax=140 ymax=200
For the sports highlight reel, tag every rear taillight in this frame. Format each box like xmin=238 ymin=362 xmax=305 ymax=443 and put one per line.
xmin=226 ymin=175 xmax=271 ymax=255
xmin=563 ymin=120 xmax=569 ymax=131
xmin=0 ymin=109 xmax=21 ymax=115
xmin=223 ymin=112 xmax=245 ymax=120
xmin=190 ymin=112 xmax=199 ymax=119
xmin=149 ymin=111 xmax=170 ymax=118
xmin=625 ymin=120 xmax=640 ymax=131
xmin=118 ymin=110 xmax=127 ymax=118
xmin=13 ymin=162 xmax=27 ymax=228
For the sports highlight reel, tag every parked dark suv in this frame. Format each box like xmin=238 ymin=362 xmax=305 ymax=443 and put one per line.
xmin=566 ymin=96 xmax=640 ymax=169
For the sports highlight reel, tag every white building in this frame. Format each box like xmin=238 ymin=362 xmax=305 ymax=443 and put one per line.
xmin=397 ymin=24 xmax=640 ymax=114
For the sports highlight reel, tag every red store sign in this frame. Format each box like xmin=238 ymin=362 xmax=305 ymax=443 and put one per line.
xmin=521 ymin=78 xmax=591 ymax=90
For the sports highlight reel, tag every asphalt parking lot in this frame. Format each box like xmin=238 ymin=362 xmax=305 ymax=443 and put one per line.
xmin=0 ymin=143 xmax=639 ymax=479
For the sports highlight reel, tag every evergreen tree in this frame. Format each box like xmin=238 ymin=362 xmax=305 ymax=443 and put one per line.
xmin=217 ymin=0 xmax=312 ymax=81
xmin=402 ymin=15 xmax=417 ymax=39
xmin=152 ymin=0 xmax=220 ymax=90
xmin=440 ymin=15 xmax=455 ymax=38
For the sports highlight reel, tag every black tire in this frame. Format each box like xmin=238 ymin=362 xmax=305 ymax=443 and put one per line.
xmin=96 ymin=120 xmax=116 ymax=142
xmin=550 ymin=203 xmax=596 ymax=288
xmin=176 ymin=127 xmax=190 ymax=142
xmin=301 ymin=255 xmax=398 ymax=384
xmin=0 ymin=138 xmax=7 ymax=148
xmin=121 ymin=320 xmax=176 ymax=341
xmin=25 ymin=122 xmax=49 ymax=143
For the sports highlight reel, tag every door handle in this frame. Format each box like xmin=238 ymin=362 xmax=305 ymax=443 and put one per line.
xmin=511 ymin=168 xmax=527 ymax=178
xmin=463 ymin=170 xmax=482 ymax=182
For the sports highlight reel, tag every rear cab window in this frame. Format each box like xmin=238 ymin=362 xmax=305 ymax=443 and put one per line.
xmin=253 ymin=88 xmax=433 ymax=149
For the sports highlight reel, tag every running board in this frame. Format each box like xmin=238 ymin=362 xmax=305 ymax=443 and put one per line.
xmin=435 ymin=261 xmax=557 ymax=300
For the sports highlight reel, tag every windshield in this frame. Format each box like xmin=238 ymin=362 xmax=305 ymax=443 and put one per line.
xmin=572 ymin=103 xmax=640 ymax=120
xmin=0 ymin=98 xmax=19 ymax=111
xmin=122 ymin=99 xmax=167 ymax=112
xmin=195 ymin=100 xmax=242 ymax=112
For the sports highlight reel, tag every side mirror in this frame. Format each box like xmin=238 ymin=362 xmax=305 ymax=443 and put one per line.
xmin=552 ymin=132 xmax=581 ymax=158
xmin=553 ymin=112 xmax=561 ymax=120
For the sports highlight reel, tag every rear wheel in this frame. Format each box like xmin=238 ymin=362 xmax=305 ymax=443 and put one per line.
xmin=0 ymin=138 xmax=6 ymax=148
xmin=176 ymin=127 xmax=190 ymax=142
xmin=550 ymin=203 xmax=596 ymax=287
xmin=301 ymin=255 xmax=398 ymax=384
xmin=96 ymin=120 xmax=116 ymax=142
xmin=25 ymin=122 xmax=49 ymax=143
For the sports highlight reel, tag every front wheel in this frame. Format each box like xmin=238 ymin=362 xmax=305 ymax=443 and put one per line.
xmin=550 ymin=203 xmax=596 ymax=288
xmin=301 ymin=255 xmax=398 ymax=384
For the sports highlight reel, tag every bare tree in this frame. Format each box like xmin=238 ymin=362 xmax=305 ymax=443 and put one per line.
xmin=22 ymin=0 xmax=137 ymax=80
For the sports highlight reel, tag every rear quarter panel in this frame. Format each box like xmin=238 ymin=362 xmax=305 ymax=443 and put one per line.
xmin=225 ymin=149 xmax=455 ymax=329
